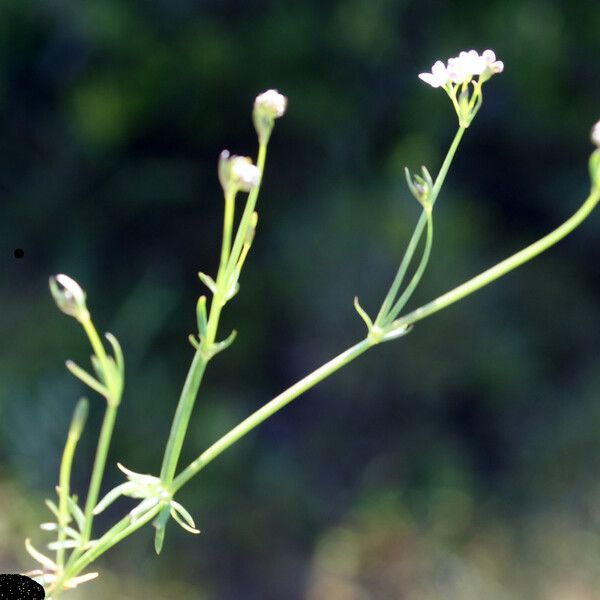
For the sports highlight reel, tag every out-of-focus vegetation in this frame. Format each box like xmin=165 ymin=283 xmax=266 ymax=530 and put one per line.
xmin=1 ymin=1 xmax=600 ymax=598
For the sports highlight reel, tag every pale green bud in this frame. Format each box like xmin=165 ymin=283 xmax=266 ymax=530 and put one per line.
xmin=405 ymin=166 xmax=433 ymax=211
xmin=49 ymin=274 xmax=89 ymax=321
xmin=592 ymin=120 xmax=600 ymax=148
xmin=68 ymin=398 xmax=89 ymax=441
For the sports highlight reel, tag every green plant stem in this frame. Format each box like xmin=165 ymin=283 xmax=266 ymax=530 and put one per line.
xmin=219 ymin=188 xmax=236 ymax=274
xmin=172 ymin=338 xmax=374 ymax=491
xmin=375 ymin=125 xmax=466 ymax=326
xmin=159 ymin=142 xmax=269 ymax=487
xmin=225 ymin=142 xmax=267 ymax=278
xmin=76 ymin=319 xmax=121 ymax=548
xmin=159 ymin=349 xmax=208 ymax=483
xmin=174 ymin=186 xmax=600 ymax=493
xmin=386 ymin=208 xmax=433 ymax=323
xmin=390 ymin=187 xmax=600 ymax=332
xmin=80 ymin=319 xmax=113 ymax=400
xmin=79 ymin=405 xmax=118 ymax=545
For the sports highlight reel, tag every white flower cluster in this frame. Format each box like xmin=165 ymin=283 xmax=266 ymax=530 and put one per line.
xmin=230 ymin=155 xmax=261 ymax=191
xmin=218 ymin=150 xmax=261 ymax=194
xmin=253 ymin=88 xmax=287 ymax=143
xmin=254 ymin=89 xmax=287 ymax=119
xmin=419 ymin=49 xmax=504 ymax=88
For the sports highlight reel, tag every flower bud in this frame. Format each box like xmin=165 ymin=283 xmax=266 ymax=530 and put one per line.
xmin=253 ymin=89 xmax=287 ymax=143
xmin=591 ymin=120 xmax=600 ymax=148
xmin=69 ymin=398 xmax=89 ymax=441
xmin=219 ymin=150 xmax=261 ymax=195
xmin=49 ymin=274 xmax=89 ymax=321
xmin=589 ymin=121 xmax=600 ymax=191
xmin=405 ymin=166 xmax=433 ymax=211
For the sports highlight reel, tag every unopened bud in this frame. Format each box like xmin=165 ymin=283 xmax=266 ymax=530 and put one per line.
xmin=405 ymin=166 xmax=433 ymax=211
xmin=49 ymin=274 xmax=89 ymax=321
xmin=253 ymin=89 xmax=287 ymax=143
xmin=591 ymin=120 xmax=600 ymax=148
xmin=219 ymin=151 xmax=261 ymax=195
xmin=590 ymin=121 xmax=600 ymax=191
xmin=69 ymin=398 xmax=89 ymax=441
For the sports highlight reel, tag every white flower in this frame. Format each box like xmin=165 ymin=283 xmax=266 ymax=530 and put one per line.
xmin=418 ymin=60 xmax=449 ymax=88
xmin=254 ymin=89 xmax=287 ymax=119
xmin=460 ymin=50 xmax=487 ymax=75
xmin=447 ymin=55 xmax=473 ymax=84
xmin=591 ymin=120 xmax=600 ymax=148
xmin=447 ymin=50 xmax=487 ymax=83
xmin=420 ymin=49 xmax=504 ymax=88
xmin=482 ymin=49 xmax=504 ymax=74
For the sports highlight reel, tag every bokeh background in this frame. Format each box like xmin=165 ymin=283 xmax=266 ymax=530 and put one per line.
xmin=1 ymin=1 xmax=600 ymax=598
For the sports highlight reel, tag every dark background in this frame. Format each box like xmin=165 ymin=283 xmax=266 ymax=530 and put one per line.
xmin=1 ymin=1 xmax=600 ymax=598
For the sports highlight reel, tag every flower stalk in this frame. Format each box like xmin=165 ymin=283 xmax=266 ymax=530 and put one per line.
xmin=26 ymin=69 xmax=600 ymax=600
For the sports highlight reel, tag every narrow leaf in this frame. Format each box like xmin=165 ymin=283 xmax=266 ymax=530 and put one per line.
xmin=198 ymin=272 xmax=216 ymax=294
xmin=68 ymin=398 xmax=89 ymax=441
xmin=188 ymin=334 xmax=200 ymax=350
xmin=170 ymin=500 xmax=199 ymax=532
xmin=353 ymin=297 xmax=373 ymax=330
xmin=93 ymin=482 xmax=135 ymax=515
xmin=66 ymin=495 xmax=85 ymax=531
xmin=105 ymin=332 xmax=125 ymax=378
xmin=45 ymin=499 xmax=60 ymax=519
xmin=211 ymin=330 xmax=237 ymax=356
xmin=170 ymin=505 xmax=200 ymax=534
xmin=224 ymin=281 xmax=240 ymax=301
xmin=196 ymin=296 xmax=207 ymax=338
xmin=66 ymin=361 xmax=109 ymax=397
xmin=25 ymin=538 xmax=57 ymax=571
xmin=64 ymin=572 xmax=99 ymax=589
xmin=47 ymin=539 xmax=79 ymax=550
xmin=130 ymin=497 xmax=159 ymax=522
xmin=117 ymin=462 xmax=160 ymax=484
xmin=153 ymin=505 xmax=171 ymax=555
xmin=90 ymin=355 xmax=104 ymax=381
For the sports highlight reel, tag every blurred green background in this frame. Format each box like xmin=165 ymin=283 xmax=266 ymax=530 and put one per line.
xmin=1 ymin=1 xmax=600 ymax=598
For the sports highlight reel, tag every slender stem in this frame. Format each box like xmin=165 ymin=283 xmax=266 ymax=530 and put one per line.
xmin=385 ymin=208 xmax=434 ymax=324
xmin=160 ymin=141 xmax=269 ymax=487
xmin=173 ymin=186 xmax=600 ymax=494
xmin=80 ymin=319 xmax=115 ymax=400
xmin=77 ymin=318 xmax=122 ymax=546
xmin=375 ymin=126 xmax=466 ymax=325
xmin=391 ymin=188 xmax=600 ymax=331
xmin=172 ymin=338 xmax=374 ymax=491
xmin=51 ymin=130 xmax=274 ymax=597
xmin=80 ymin=405 xmax=118 ymax=544
xmin=219 ymin=189 xmax=236 ymax=277
xmin=225 ymin=142 xmax=267 ymax=278
xmin=159 ymin=350 xmax=208 ymax=483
